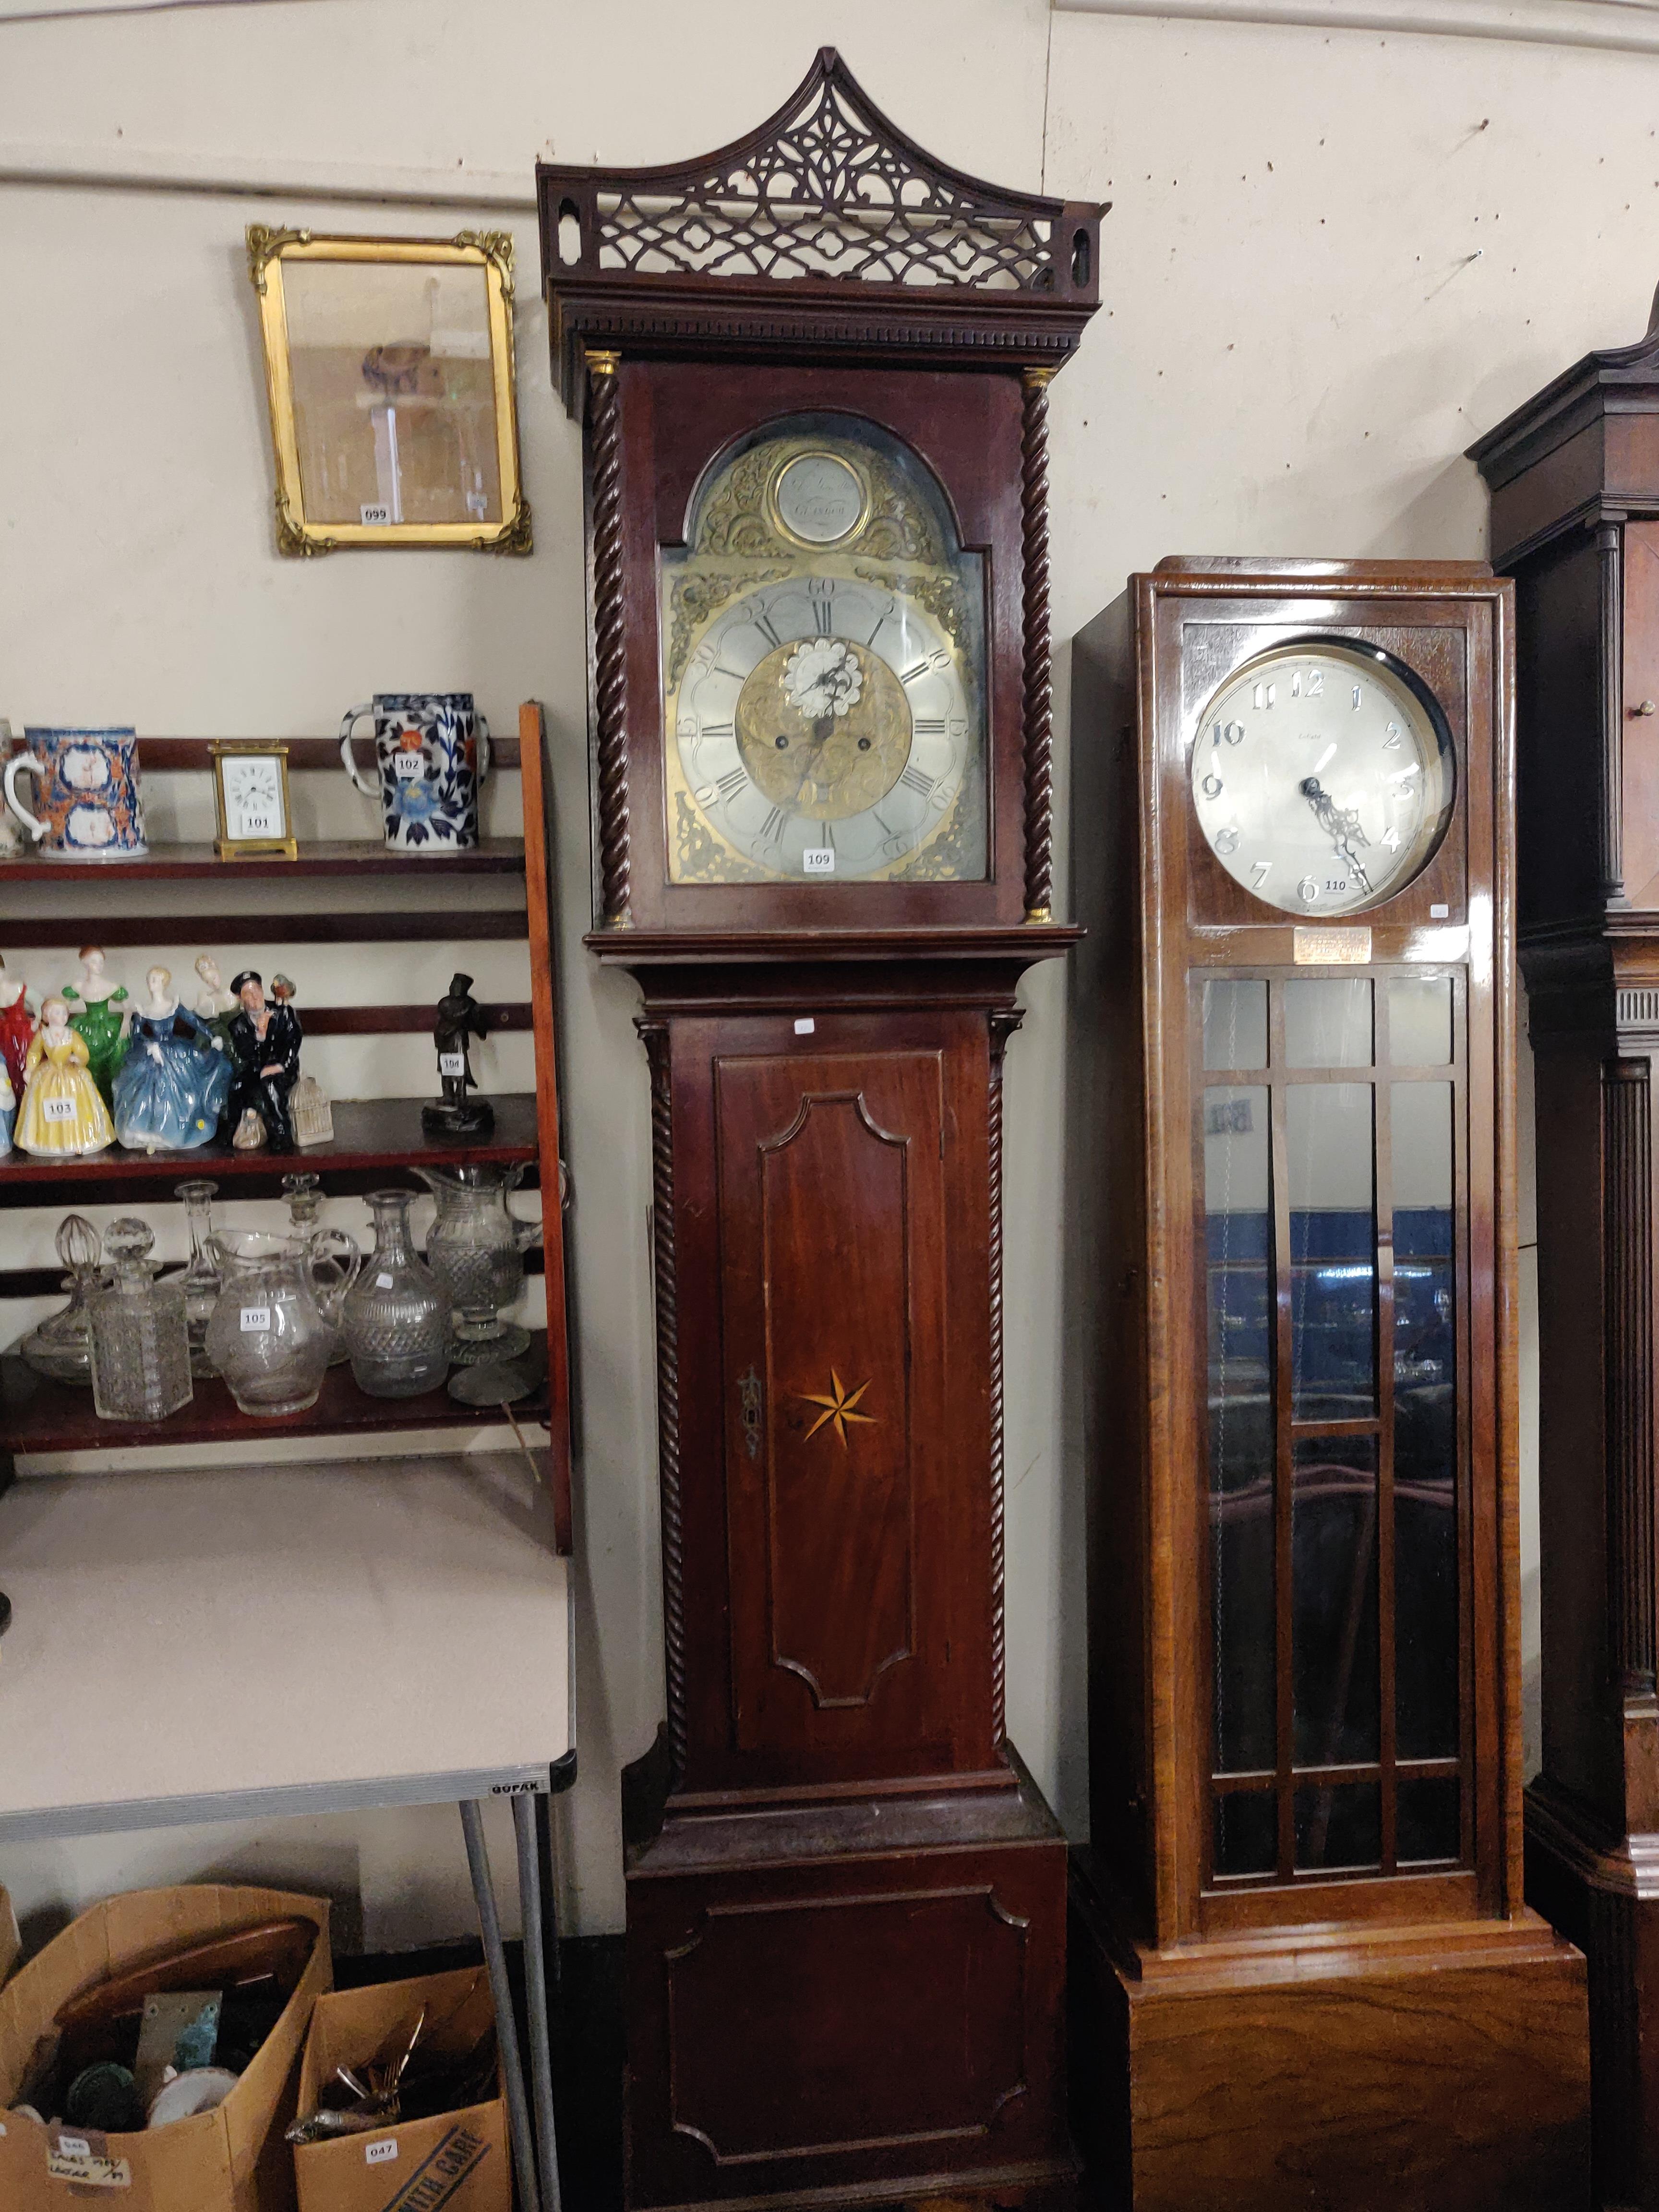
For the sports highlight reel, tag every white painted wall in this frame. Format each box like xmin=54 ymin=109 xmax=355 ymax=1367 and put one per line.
xmin=0 ymin=0 xmax=1647 ymax=1943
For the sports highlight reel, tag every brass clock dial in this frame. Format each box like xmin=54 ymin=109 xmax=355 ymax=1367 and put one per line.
xmin=661 ymin=420 xmax=987 ymax=886
xmin=673 ymin=577 xmax=969 ymax=881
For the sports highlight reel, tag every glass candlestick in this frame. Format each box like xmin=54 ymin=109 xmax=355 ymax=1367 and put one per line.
xmin=173 ymin=1178 xmax=222 ymax=1378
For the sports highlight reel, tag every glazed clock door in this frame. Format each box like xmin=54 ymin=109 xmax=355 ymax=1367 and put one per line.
xmin=1201 ymin=965 xmax=1469 ymax=1894
xmin=1172 ymin=608 xmax=1489 ymax=1926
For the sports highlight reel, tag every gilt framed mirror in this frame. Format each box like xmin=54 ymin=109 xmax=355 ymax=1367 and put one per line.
xmin=247 ymin=226 xmax=530 ymax=556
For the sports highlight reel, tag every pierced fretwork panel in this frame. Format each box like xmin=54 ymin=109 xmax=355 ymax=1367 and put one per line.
xmin=597 ymin=131 xmax=1052 ymax=291
xmin=549 ymin=52 xmax=1078 ymax=297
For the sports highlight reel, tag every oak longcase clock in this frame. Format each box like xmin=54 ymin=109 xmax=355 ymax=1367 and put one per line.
xmin=539 ymin=51 xmax=1101 ymax=2212
xmin=1070 ymin=558 xmax=1589 ymax=2212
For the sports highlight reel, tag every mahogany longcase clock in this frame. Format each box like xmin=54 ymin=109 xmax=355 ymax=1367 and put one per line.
xmin=539 ymin=53 xmax=1101 ymax=2211
xmin=1471 ymin=296 xmax=1659 ymax=2212
xmin=1069 ymin=558 xmax=1589 ymax=2212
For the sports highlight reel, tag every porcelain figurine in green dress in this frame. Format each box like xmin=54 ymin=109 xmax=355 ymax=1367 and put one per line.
xmin=61 ymin=945 xmax=129 ymax=1107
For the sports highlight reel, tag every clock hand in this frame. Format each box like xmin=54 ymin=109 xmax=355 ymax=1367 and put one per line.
xmin=1299 ymin=777 xmax=1370 ymax=849
xmin=789 ymin=715 xmax=840 ymax=805
xmin=1299 ymin=778 xmax=1373 ymax=890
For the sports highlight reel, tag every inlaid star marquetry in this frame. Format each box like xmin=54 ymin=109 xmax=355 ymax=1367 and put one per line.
xmin=798 ymin=1370 xmax=877 ymax=1449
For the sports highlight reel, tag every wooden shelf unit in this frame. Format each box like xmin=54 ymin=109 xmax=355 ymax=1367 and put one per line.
xmin=0 ymin=703 xmax=571 ymax=1546
xmin=0 ymin=838 xmax=528 ymax=883
xmin=0 ymin=1092 xmax=541 ymax=1207
xmin=1 ymin=1332 xmax=553 ymax=1449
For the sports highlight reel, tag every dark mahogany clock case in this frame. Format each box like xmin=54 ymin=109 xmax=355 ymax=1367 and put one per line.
xmin=540 ymin=51 xmax=1103 ymax=2212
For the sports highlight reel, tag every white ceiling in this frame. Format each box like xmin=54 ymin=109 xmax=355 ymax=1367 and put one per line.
xmin=0 ymin=0 xmax=335 ymax=21
xmin=1054 ymin=0 xmax=1659 ymax=56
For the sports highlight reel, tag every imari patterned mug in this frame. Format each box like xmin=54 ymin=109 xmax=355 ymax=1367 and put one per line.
xmin=339 ymin=694 xmax=491 ymax=854
xmin=4 ymin=727 xmax=148 ymax=859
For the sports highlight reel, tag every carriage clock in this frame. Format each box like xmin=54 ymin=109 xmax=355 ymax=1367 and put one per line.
xmin=1068 ymin=558 xmax=1589 ymax=2211
xmin=1471 ymin=293 xmax=1659 ymax=2211
xmin=539 ymin=52 xmax=1101 ymax=2211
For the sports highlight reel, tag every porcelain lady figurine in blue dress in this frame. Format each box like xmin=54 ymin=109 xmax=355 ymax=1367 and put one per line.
xmin=0 ymin=1060 xmax=14 ymax=1154
xmin=111 ymin=965 xmax=233 ymax=1153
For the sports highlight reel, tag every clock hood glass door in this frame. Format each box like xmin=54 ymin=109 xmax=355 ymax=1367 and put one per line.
xmin=661 ymin=412 xmax=988 ymax=890
xmin=1190 ymin=640 xmax=1456 ymax=917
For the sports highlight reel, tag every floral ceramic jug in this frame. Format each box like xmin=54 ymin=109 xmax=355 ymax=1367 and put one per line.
xmin=338 ymin=694 xmax=490 ymax=854
xmin=4 ymin=727 xmax=147 ymax=859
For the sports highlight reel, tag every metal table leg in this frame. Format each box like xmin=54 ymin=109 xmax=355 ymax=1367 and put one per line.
xmin=514 ymin=1791 xmax=563 ymax=2212
xmin=535 ymin=1792 xmax=561 ymax=1991
xmin=460 ymin=1799 xmax=541 ymax=2212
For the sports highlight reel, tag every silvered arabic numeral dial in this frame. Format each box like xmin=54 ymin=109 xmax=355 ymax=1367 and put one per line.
xmin=1190 ymin=641 xmax=1454 ymax=915
xmin=672 ymin=575 xmax=971 ymax=881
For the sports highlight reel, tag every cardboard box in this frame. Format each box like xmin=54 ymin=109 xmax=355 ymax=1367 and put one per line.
xmin=293 ymin=1968 xmax=509 ymax=2212
xmin=0 ymin=1883 xmax=331 ymax=2212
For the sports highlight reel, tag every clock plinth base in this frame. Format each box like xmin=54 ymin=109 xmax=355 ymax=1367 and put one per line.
xmin=622 ymin=1754 xmax=1073 ymax=2212
xmin=1069 ymin=1851 xmax=1589 ymax=2212
xmin=1525 ymin=1776 xmax=1659 ymax=2210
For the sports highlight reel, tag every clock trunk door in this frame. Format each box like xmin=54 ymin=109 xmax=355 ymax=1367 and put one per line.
xmin=672 ymin=1011 xmax=996 ymax=1794
xmin=1199 ymin=967 xmax=1474 ymax=1904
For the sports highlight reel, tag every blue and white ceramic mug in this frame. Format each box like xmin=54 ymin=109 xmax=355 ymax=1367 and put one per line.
xmin=339 ymin=694 xmax=491 ymax=855
xmin=4 ymin=727 xmax=148 ymax=860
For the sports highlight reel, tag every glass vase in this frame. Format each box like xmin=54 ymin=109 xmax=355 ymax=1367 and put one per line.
xmin=172 ymin=1178 xmax=222 ymax=1378
xmin=415 ymin=1161 xmax=540 ymax=1365
xmin=88 ymin=1218 xmax=193 ymax=1422
xmin=342 ymin=1189 xmax=448 ymax=1398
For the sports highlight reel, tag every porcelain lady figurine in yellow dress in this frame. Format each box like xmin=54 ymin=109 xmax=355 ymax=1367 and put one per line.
xmin=16 ymin=995 xmax=115 ymax=1157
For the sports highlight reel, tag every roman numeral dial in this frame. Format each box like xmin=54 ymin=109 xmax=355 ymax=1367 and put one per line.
xmin=667 ymin=571 xmax=977 ymax=883
xmin=660 ymin=422 xmax=991 ymax=887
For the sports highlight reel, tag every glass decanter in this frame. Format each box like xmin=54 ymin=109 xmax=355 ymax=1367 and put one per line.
xmin=415 ymin=1161 xmax=541 ymax=1365
xmin=19 ymin=1214 xmax=104 ymax=1386
xmin=281 ymin=1170 xmax=356 ymax=1367
xmin=88 ymin=1217 xmax=193 ymax=1422
xmin=342 ymin=1189 xmax=448 ymax=1398
xmin=172 ymin=1178 xmax=222 ymax=1378
xmin=204 ymin=1225 xmax=359 ymax=1417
